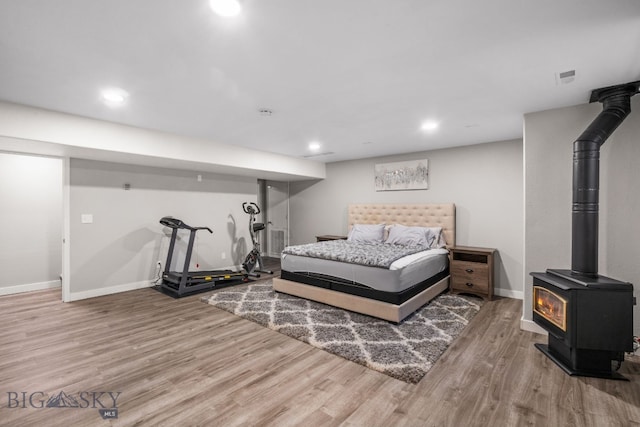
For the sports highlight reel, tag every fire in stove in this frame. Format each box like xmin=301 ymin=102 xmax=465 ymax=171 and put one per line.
xmin=533 ymin=286 xmax=567 ymax=331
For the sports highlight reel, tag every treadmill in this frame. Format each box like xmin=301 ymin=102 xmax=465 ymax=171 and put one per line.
xmin=157 ymin=216 xmax=247 ymax=297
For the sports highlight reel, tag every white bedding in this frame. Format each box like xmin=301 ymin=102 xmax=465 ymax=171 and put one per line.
xmin=389 ymin=248 xmax=449 ymax=270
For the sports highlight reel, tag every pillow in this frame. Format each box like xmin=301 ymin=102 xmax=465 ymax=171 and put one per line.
xmin=385 ymin=225 xmax=447 ymax=248
xmin=347 ymin=223 xmax=385 ymax=243
xmin=385 ymin=224 xmax=432 ymax=247
xmin=427 ymin=227 xmax=447 ymax=249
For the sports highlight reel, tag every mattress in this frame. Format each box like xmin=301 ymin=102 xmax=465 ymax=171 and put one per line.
xmin=281 ymin=247 xmax=449 ymax=294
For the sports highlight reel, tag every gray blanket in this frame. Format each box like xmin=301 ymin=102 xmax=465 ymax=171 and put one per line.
xmin=282 ymin=240 xmax=429 ymax=269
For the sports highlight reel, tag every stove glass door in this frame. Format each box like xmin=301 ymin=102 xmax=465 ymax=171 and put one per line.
xmin=533 ymin=286 xmax=567 ymax=331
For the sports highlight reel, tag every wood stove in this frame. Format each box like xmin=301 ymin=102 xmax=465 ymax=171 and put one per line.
xmin=532 ymin=269 xmax=633 ymax=380
xmin=531 ymin=81 xmax=639 ymax=380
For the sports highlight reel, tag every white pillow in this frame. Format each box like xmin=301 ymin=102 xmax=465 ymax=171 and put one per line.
xmin=347 ymin=223 xmax=385 ymax=243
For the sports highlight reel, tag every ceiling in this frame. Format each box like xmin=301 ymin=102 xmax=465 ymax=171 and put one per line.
xmin=0 ymin=0 xmax=639 ymax=163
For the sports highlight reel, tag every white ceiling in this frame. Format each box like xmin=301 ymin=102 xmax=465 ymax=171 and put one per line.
xmin=0 ymin=0 xmax=639 ymax=163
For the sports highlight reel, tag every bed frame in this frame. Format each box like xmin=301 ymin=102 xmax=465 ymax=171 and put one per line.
xmin=273 ymin=203 xmax=456 ymax=322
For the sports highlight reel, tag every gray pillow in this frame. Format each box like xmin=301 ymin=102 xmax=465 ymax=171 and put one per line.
xmin=347 ymin=223 xmax=386 ymax=243
xmin=385 ymin=224 xmax=431 ymax=247
xmin=385 ymin=225 xmax=446 ymax=248
xmin=427 ymin=227 xmax=446 ymax=248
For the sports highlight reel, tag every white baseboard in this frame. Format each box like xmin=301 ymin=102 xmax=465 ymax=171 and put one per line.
xmin=0 ymin=280 xmax=61 ymax=296
xmin=65 ymin=280 xmax=154 ymax=302
xmin=494 ymin=288 xmax=523 ymax=300
xmin=520 ymin=318 xmax=547 ymax=335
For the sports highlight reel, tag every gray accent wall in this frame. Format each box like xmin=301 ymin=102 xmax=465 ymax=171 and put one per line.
xmin=524 ymin=96 xmax=640 ymax=334
xmin=0 ymin=152 xmax=62 ymax=292
xmin=289 ymin=139 xmax=524 ymax=298
xmin=68 ymin=159 xmax=257 ymax=297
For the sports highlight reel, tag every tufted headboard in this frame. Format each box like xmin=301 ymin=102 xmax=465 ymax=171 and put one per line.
xmin=348 ymin=203 xmax=456 ymax=248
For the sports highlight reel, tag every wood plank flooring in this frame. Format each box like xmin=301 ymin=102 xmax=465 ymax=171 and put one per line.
xmin=1 ymin=259 xmax=639 ymax=426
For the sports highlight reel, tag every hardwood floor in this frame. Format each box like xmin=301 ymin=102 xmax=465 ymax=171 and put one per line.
xmin=1 ymin=261 xmax=639 ymax=426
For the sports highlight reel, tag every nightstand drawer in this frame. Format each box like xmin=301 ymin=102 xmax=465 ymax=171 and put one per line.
xmin=451 ymin=262 xmax=489 ymax=292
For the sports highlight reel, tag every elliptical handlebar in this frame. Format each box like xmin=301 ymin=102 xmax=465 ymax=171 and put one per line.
xmin=242 ymin=202 xmax=260 ymax=215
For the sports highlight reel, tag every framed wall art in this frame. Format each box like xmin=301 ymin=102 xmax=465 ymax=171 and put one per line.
xmin=374 ymin=159 xmax=429 ymax=191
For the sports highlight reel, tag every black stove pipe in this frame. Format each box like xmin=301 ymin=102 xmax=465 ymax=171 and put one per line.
xmin=571 ymin=81 xmax=639 ymax=277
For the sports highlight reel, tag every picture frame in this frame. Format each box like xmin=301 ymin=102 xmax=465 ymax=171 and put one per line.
xmin=374 ymin=159 xmax=429 ymax=191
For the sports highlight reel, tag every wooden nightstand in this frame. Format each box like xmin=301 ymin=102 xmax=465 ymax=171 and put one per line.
xmin=316 ymin=235 xmax=348 ymax=242
xmin=450 ymin=246 xmax=497 ymax=301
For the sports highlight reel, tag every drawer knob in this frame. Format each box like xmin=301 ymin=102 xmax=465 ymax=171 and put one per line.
xmin=465 ymin=282 xmax=474 ymax=287
xmin=465 ymin=268 xmax=474 ymax=273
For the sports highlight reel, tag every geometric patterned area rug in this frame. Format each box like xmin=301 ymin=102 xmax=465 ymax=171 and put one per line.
xmin=202 ymin=280 xmax=483 ymax=384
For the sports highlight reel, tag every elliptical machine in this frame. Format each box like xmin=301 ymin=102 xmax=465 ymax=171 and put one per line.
xmin=242 ymin=202 xmax=273 ymax=277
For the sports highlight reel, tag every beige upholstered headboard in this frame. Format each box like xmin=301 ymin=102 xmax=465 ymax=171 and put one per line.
xmin=348 ymin=203 xmax=456 ymax=248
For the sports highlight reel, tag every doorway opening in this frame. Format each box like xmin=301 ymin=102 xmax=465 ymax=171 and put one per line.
xmin=257 ymin=179 xmax=289 ymax=258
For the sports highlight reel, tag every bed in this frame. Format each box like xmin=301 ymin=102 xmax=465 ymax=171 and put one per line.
xmin=273 ymin=203 xmax=456 ymax=322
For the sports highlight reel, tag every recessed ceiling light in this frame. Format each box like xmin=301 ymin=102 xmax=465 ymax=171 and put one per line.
xmin=421 ymin=120 xmax=439 ymax=132
xmin=309 ymin=142 xmax=321 ymax=151
xmin=100 ymin=88 xmax=128 ymax=106
xmin=209 ymin=0 xmax=241 ymax=17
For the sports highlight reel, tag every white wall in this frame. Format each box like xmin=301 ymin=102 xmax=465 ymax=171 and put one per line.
xmin=289 ymin=139 xmax=524 ymax=298
xmin=523 ymin=96 xmax=640 ymax=334
xmin=0 ymin=99 xmax=324 ymax=300
xmin=0 ymin=152 xmax=62 ymax=294
xmin=0 ymin=101 xmax=326 ymax=181
xmin=67 ymin=159 xmax=257 ymax=300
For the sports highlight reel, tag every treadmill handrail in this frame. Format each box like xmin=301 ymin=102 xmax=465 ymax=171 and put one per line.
xmin=159 ymin=216 xmax=213 ymax=233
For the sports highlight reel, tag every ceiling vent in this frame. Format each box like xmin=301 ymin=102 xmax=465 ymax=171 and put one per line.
xmin=302 ymin=151 xmax=335 ymax=158
xmin=556 ymin=69 xmax=576 ymax=85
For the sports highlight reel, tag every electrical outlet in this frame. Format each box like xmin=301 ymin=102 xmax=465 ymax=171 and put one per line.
xmin=221 ymin=252 xmax=226 ymax=260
